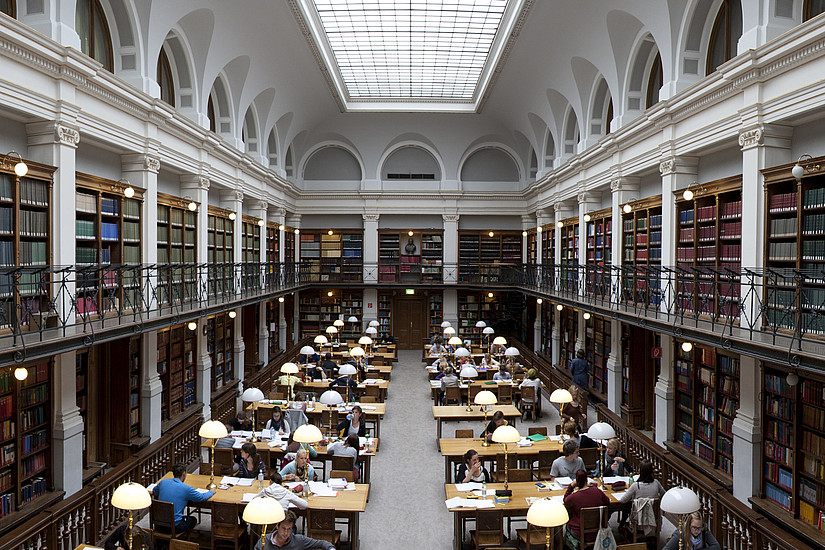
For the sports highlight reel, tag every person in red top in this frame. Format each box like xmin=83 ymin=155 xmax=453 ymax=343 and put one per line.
xmin=563 ymin=469 xmax=610 ymax=548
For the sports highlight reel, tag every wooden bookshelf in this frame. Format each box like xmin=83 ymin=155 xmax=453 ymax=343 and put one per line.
xmin=266 ymin=298 xmax=279 ymax=359
xmin=527 ymin=230 xmax=537 ymax=264
xmin=341 ymin=290 xmax=363 ymax=341
xmin=672 ymin=341 xmax=739 ymax=476
xmin=378 ymin=291 xmax=393 ymax=335
xmin=620 ymin=324 xmax=658 ymax=429
xmin=428 ymin=292 xmax=443 ymax=341
xmin=458 ymin=231 xmax=523 ymax=282
xmin=583 ymin=314 xmax=609 ymax=400
xmin=621 ymin=196 xmax=662 ymax=306
xmin=674 ymin=177 xmax=742 ymax=318
xmin=301 ymin=230 xmax=363 ymax=283
xmin=379 ymin=231 xmax=443 ymax=282
xmin=157 ymin=193 xmax=197 ymax=305
xmin=559 ymin=307 xmax=577 ymax=370
xmin=157 ymin=324 xmax=197 ymax=421
xmin=266 ymin=223 xmax=279 ymax=264
xmin=585 ymin=209 xmax=611 ymax=298
xmin=75 ymin=173 xmax=143 ymax=315
xmin=457 ymin=291 xmax=480 ymax=341
xmin=378 ymin=233 xmax=400 ymax=282
xmin=299 ymin=290 xmax=321 ymax=337
xmin=761 ymin=364 xmax=825 ymax=533
xmin=0 ymin=160 xmax=55 ymax=332
xmin=207 ymin=208 xmax=235 ymax=296
xmin=284 ymin=229 xmax=295 ymax=264
xmin=763 ymin=158 xmax=825 ymax=334
xmin=559 ymin=217 xmax=579 ymax=291
xmin=341 ymin=233 xmax=363 ymax=282
xmin=0 ymin=359 xmax=52 ymax=519
xmin=241 ymin=216 xmax=261 ymax=262
xmin=207 ymin=313 xmax=234 ymax=392
xmin=298 ymin=289 xmax=359 ymax=339
xmin=538 ymin=301 xmax=553 ymax=359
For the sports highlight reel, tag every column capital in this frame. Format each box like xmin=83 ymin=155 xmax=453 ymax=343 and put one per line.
xmin=286 ymin=214 xmax=302 ymax=227
xmin=553 ymin=202 xmax=573 ymax=215
xmin=738 ymin=123 xmax=793 ymax=151
xmin=362 ymin=213 xmax=380 ymax=222
xmin=253 ymin=200 xmax=269 ymax=212
xmin=658 ymin=156 xmax=698 ymax=177
xmin=442 ymin=214 xmax=460 ymax=223
xmin=180 ymin=174 xmax=210 ymax=191
xmin=610 ymin=176 xmax=640 ymax=192
xmin=26 ymin=121 xmax=81 ymax=148
xmin=121 ymin=153 xmax=161 ymax=174
xmin=220 ymin=189 xmax=244 ymax=203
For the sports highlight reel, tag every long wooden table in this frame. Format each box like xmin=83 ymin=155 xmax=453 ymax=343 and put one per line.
xmin=444 ymin=481 xmax=627 ymax=550
xmin=163 ymin=473 xmax=369 ymax=550
xmin=429 ymin=379 xmax=527 ymax=404
xmin=296 ymin=363 xmax=394 ymax=380
xmin=439 ymin=437 xmax=562 ymax=482
xmin=432 ymin=405 xmax=520 ymax=447
xmin=252 ymin=401 xmax=387 ymax=439
xmin=298 ymin=379 xmax=390 ymax=402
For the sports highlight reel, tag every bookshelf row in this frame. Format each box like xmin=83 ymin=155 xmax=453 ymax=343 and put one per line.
xmin=157 ymin=324 xmax=197 ymax=421
xmin=300 ymin=231 xmax=363 ymax=283
xmin=458 ymin=231 xmax=522 ymax=280
xmin=298 ymin=289 xmax=363 ymax=340
xmin=378 ymin=231 xmax=443 ymax=282
xmin=208 ymin=313 xmax=235 ymax=392
xmin=457 ymin=291 xmax=501 ymax=341
xmin=583 ymin=314 xmax=610 ymax=399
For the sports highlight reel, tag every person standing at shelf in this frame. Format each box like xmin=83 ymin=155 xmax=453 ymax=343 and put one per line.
xmin=569 ymin=348 xmax=589 ymax=390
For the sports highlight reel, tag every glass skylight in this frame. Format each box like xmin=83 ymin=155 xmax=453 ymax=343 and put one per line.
xmin=300 ymin=0 xmax=521 ymax=111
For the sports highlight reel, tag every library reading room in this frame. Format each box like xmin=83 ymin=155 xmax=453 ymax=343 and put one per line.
xmin=2 ymin=1 xmax=825 ymax=549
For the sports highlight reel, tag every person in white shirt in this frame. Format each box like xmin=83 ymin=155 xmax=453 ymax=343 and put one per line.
xmin=264 ymin=406 xmax=291 ymax=435
xmin=519 ymin=369 xmax=542 ymax=406
xmin=254 ymin=472 xmax=308 ymax=511
xmin=481 ymin=353 xmax=499 ymax=368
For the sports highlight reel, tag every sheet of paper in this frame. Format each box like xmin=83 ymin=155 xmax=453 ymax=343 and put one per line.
xmin=554 ymin=476 xmax=573 ymax=486
xmin=445 ymin=497 xmax=462 ymax=509
xmin=611 ymin=491 xmax=627 ymax=501
xmin=455 ymin=482 xmax=484 ymax=491
xmin=242 ymin=493 xmax=258 ymax=503
xmin=548 ymin=435 xmax=562 ymax=442
xmin=517 ymin=438 xmax=533 ymax=447
xmin=550 ymin=495 xmax=564 ymax=503
xmin=547 ymin=481 xmax=564 ymax=491
xmin=285 ymin=481 xmax=302 ymax=490
xmin=603 ymin=476 xmax=631 ymax=484
xmin=311 ymin=486 xmax=338 ymax=497
xmin=236 ymin=478 xmax=254 ymax=486
xmin=474 ymin=499 xmax=494 ymax=508
xmin=195 ymin=488 xmax=211 ymax=494
xmin=360 ymin=405 xmax=377 ymax=410
xmin=232 ymin=439 xmax=244 ymax=449
xmin=220 ymin=476 xmax=240 ymax=485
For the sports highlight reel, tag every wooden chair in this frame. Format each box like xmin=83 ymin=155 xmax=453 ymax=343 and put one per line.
xmin=579 ymin=447 xmax=600 ymax=472
xmin=214 ymin=448 xmax=235 ymax=475
xmin=329 ymin=469 xmax=354 ymax=482
xmin=508 ymin=468 xmax=532 ymax=482
xmin=468 ymin=384 xmax=482 ymax=403
xmin=469 ymin=508 xmax=504 ymax=550
xmin=520 ymin=386 xmax=537 ymax=421
xmin=269 ymin=390 xmax=285 ymax=400
xmin=497 ymin=384 xmax=513 ymax=405
xmin=617 ymin=544 xmax=648 ymax=550
xmin=444 ymin=386 xmax=461 ymax=405
xmin=331 ymin=454 xmax=354 ymax=472
xmin=493 ymin=453 xmax=517 ymax=482
xmin=150 ymin=500 xmax=185 ymax=547
xmin=170 ymin=541 xmax=200 ymax=550
xmin=517 ymin=522 xmax=562 ymax=549
xmin=364 ymin=384 xmax=381 ymax=401
xmin=534 ymin=449 xmax=560 ymax=480
xmin=211 ymin=502 xmax=248 ymax=550
xmin=306 ymin=508 xmax=342 ymax=547
xmin=629 ymin=498 xmax=661 ymax=545
xmin=554 ymin=424 xmax=562 ymax=435
xmin=360 ymin=395 xmax=379 ymax=403
xmin=528 ymin=426 xmax=547 ymax=436
xmin=455 ymin=429 xmax=474 ymax=438
xmin=577 ymin=506 xmax=609 ymax=550
xmin=371 ymin=356 xmax=385 ymax=366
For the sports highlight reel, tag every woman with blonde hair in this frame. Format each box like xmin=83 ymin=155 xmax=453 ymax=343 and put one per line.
xmin=663 ymin=510 xmax=721 ymax=550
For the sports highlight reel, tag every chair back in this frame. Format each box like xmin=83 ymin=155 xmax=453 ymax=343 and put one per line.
xmin=579 ymin=506 xmax=609 ymax=547
xmin=497 ymin=384 xmax=513 ymax=404
xmin=468 ymin=384 xmax=482 ymax=402
xmin=322 ymin=409 xmax=339 ymax=434
xmin=360 ymin=396 xmax=379 ymax=403
xmin=474 ymin=508 xmax=504 ymax=546
xmin=212 ymin=501 xmax=241 ymax=537
xmin=268 ymin=391 xmax=283 ymax=400
xmin=169 ymin=541 xmax=200 ymax=550
xmin=444 ymin=386 xmax=461 ymax=405
xmin=521 ymin=385 xmax=535 ymax=402
xmin=214 ymin=448 xmax=235 ymax=474
xmin=331 ymin=454 xmax=354 ymax=471
xmin=372 ymin=356 xmax=385 ymax=366
xmin=307 ymin=508 xmax=338 ymax=543
xmin=579 ymin=447 xmax=600 ymax=470
xmin=455 ymin=429 xmax=474 ymax=438
xmin=150 ymin=499 xmax=176 ymax=538
xmin=616 ymin=544 xmax=648 ymax=550
xmin=364 ymin=384 xmax=381 ymax=399
xmin=528 ymin=426 xmax=547 ymax=436
xmin=630 ymin=497 xmax=661 ymax=540
xmin=329 ymin=468 xmax=354 ymax=482
xmin=509 ymin=468 xmax=532 ymax=482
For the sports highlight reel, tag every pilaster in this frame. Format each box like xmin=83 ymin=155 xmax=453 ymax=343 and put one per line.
xmin=442 ymin=214 xmax=459 ymax=284
xmin=606 ymin=319 xmax=622 ymax=414
xmin=732 ymin=356 xmax=761 ymax=501
xmin=659 ymin=156 xmax=698 ymax=312
xmin=221 ymin=189 xmax=244 ymax=296
xmin=521 ymin=214 xmax=532 ymax=264
xmin=19 ymin=0 xmax=81 ymax=49
xmin=578 ymin=192 xmax=599 ymax=297
xmin=610 ymin=177 xmax=639 ymax=303
xmin=140 ymin=330 xmax=163 ymax=442
xmin=654 ymin=333 xmax=674 ymax=446
xmin=180 ymin=174 xmax=210 ymax=269
xmin=51 ymin=351 xmax=83 ymax=496
xmin=195 ymin=317 xmax=212 ymax=420
xmin=251 ymin=201 xmax=269 ymax=367
xmin=738 ymin=2 xmax=797 ymax=51
xmin=124 ymin=154 xmax=162 ymax=308
xmin=363 ymin=213 xmax=379 ymax=283
xmin=443 ymin=288 xmax=458 ymax=328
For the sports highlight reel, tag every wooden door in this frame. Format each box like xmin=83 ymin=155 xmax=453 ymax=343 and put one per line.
xmin=394 ymin=295 xmax=426 ymax=350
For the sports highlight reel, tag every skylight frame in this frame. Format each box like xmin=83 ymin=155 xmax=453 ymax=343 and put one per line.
xmin=295 ymin=0 xmax=527 ymax=113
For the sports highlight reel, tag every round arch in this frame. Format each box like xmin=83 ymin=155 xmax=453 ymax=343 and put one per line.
xmin=375 ymin=141 xmax=445 ymax=182
xmin=299 ymin=142 xmax=365 ymax=181
xmin=458 ymin=143 xmax=523 ymax=183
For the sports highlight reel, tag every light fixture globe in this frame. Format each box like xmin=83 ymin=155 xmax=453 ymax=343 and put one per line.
xmin=493 ymin=336 xmax=507 ymax=346
xmin=199 ymin=420 xmax=228 ymax=439
xmin=112 ymin=481 xmax=152 ymax=511
xmin=14 ymin=367 xmax=27 ymax=381
xmin=476 ymin=321 xmax=487 ymax=328
xmin=454 ymin=347 xmax=471 ymax=357
xmin=527 ymin=497 xmax=569 ymax=527
xmin=474 ymin=390 xmax=497 ymax=406
xmin=300 ymin=345 xmax=316 ymax=357
xmin=459 ymin=366 xmax=479 ymax=379
xmin=314 ymin=335 xmax=329 ymax=345
xmin=347 ymin=316 xmax=358 ymax=323
xmin=492 ymin=425 xmax=521 ymax=444
xmin=333 ymin=319 xmax=345 ymax=327
xmin=339 ymin=363 xmax=358 ymax=376
xmin=319 ymin=390 xmax=344 ymax=405
xmin=787 ymin=372 xmax=800 ymax=386
xmin=243 ymin=494 xmax=286 ymax=527
xmin=448 ymin=336 xmax=463 ymax=347
xmin=369 ymin=320 xmax=380 ymax=328
xmin=443 ymin=327 xmax=456 ymax=336
xmin=504 ymin=347 xmax=520 ymax=357
xmin=14 ymin=161 xmax=28 ymax=177
xmin=241 ymin=387 xmax=265 ymax=402
xmin=349 ymin=347 xmax=365 ymax=358
xmin=358 ymin=336 xmax=373 ymax=346
xmin=292 ymin=423 xmax=324 ymax=444
xmin=660 ymin=487 xmax=701 ymax=515
xmin=482 ymin=327 xmax=495 ymax=335
xmin=681 ymin=341 xmax=693 ymax=352
xmin=365 ymin=327 xmax=378 ymax=336
xmin=549 ymin=389 xmax=573 ymax=404
xmin=441 ymin=321 xmax=452 ymax=328
xmin=280 ymin=363 xmax=299 ymax=374
xmin=792 ymin=163 xmax=805 ymax=180
xmin=683 ymin=188 xmax=694 ymax=201
xmin=586 ymin=422 xmax=616 ymax=442
xmin=326 ymin=325 xmax=338 ymax=334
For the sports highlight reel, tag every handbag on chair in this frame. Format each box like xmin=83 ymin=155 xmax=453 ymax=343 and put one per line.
xmin=593 ymin=507 xmax=617 ymax=550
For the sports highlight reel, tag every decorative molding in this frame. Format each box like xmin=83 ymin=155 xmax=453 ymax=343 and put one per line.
xmin=442 ymin=214 xmax=460 ymax=223
xmin=144 ymin=156 xmax=161 ymax=173
xmin=738 ymin=128 xmax=763 ymax=149
xmin=56 ymin=125 xmax=80 ymax=146
xmin=659 ymin=159 xmax=675 ymax=176
xmin=254 ymin=200 xmax=269 ymax=211
xmin=362 ymin=213 xmax=380 ymax=222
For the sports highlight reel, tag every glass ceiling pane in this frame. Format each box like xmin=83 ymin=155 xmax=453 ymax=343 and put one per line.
xmin=311 ymin=0 xmax=509 ymax=100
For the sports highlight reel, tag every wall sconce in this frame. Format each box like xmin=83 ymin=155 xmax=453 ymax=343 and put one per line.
xmin=14 ymin=366 xmax=28 ymax=381
xmin=278 ymin=296 xmax=285 ymax=303
xmin=681 ymin=182 xmax=705 ymax=201
xmin=117 ymin=178 xmax=135 ymax=198
xmin=228 ymin=310 xmax=237 ymax=319
xmin=488 ymin=231 xmax=495 ymax=237
xmin=183 ymin=196 xmax=197 ymax=211
xmin=583 ymin=312 xmax=591 ymax=320
xmin=583 ymin=213 xmax=591 ymax=223
xmin=328 ymin=229 xmax=334 ymax=235
xmin=278 ymin=224 xmax=285 ymax=231
xmin=228 ymin=212 xmax=236 ymax=221
xmin=536 ymin=298 xmax=543 ymax=304
xmin=537 ymin=226 xmax=543 ymax=233
xmin=622 ymin=203 xmax=633 ymax=214
xmin=522 ymin=230 xmax=528 ymax=237
xmin=2 ymin=151 xmax=28 ymax=177
xmin=556 ymin=304 xmax=563 ymax=311
xmin=294 ymin=229 xmax=300 ymax=234
xmin=681 ymin=341 xmax=693 ymax=352
xmin=408 ymin=230 xmax=414 ymax=236
xmin=327 ymin=291 xmax=333 ymax=297
xmin=257 ymin=219 xmax=265 ymax=227
xmin=786 ymin=370 xmax=799 ymax=386
xmin=792 ymin=154 xmax=821 ymax=181
xmin=488 ymin=292 xmax=494 ymax=298
xmin=556 ymin=221 xmax=563 ymax=228
xmin=187 ymin=321 xmax=197 ymax=331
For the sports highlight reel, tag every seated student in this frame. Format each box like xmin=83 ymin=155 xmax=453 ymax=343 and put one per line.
xmin=309 ymin=359 xmax=329 ymax=381
xmin=236 ymin=442 xmax=267 ymax=479
xmin=277 ymin=371 xmax=302 ymax=395
xmin=504 ymin=355 xmax=524 ymax=377
xmin=480 ymin=352 xmax=499 ymax=369
xmin=228 ymin=412 xmax=252 ymax=432
xmin=380 ymin=332 xmax=397 ymax=344
xmin=284 ymin=431 xmax=318 ymax=459
xmin=456 ymin=449 xmax=492 ymax=483
xmin=620 ymin=460 xmax=663 ymax=503
xmin=492 ymin=364 xmax=512 ymax=381
xmin=104 ymin=523 xmax=153 ymax=550
xmin=561 ymin=385 xmax=588 ymax=430
xmin=327 ymin=433 xmax=361 ymax=480
xmin=603 ymin=438 xmax=632 ymax=477
xmin=429 ymin=338 xmax=446 ymax=356
xmin=278 ymin=448 xmax=316 ymax=482
xmin=519 ymin=369 xmax=542 ymax=405
xmin=457 ymin=355 xmax=476 ymax=367
xmin=153 ymin=463 xmax=214 ymax=534
xmin=563 ymin=469 xmax=610 ymax=548
xmin=563 ymin=421 xmax=598 ymax=449
xmin=265 ymin=406 xmax=290 ymax=435
xmin=337 ymin=405 xmax=367 ymax=438
xmin=256 ymin=509 xmax=335 ymax=550
xmin=663 ymin=511 xmax=721 ymax=550
xmin=300 ymin=350 xmax=320 ymax=364
xmin=550 ymin=440 xmax=586 ymax=479
xmin=253 ymin=472 xmax=308 ymax=511
xmin=482 ymin=410 xmax=508 ymax=441
xmin=320 ymin=352 xmax=338 ymax=377
xmin=214 ymin=424 xmax=237 ymax=448
xmin=440 ymin=366 xmax=460 ymax=403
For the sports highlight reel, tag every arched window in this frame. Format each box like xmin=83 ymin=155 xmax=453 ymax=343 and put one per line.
xmin=0 ymin=1 xmax=16 ymax=17
xmin=706 ymin=0 xmax=742 ymax=75
xmin=157 ymin=47 xmax=175 ymax=107
xmin=207 ymin=95 xmax=216 ymax=133
xmin=645 ymin=51 xmax=663 ymax=109
xmin=76 ymin=0 xmax=113 ymax=72
xmin=605 ymin=99 xmax=613 ymax=135
xmin=563 ymin=109 xmax=580 ymax=156
xmin=529 ymin=149 xmax=537 ymax=179
xmin=285 ymin=146 xmax=294 ymax=178
xmin=804 ymin=0 xmax=825 ymax=20
xmin=544 ymin=130 xmax=556 ymax=168
xmin=267 ymin=132 xmax=278 ymax=168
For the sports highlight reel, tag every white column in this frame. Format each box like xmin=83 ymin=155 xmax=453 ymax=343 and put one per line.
xmin=363 ymin=213 xmax=379 ymax=283
xmin=363 ymin=289 xmax=378 ymax=328
xmin=521 ymin=215 xmax=531 ymax=264
xmin=732 ymin=356 xmax=761 ymax=501
xmin=51 ymin=351 xmax=83 ymax=496
xmin=123 ymin=154 xmax=161 ymax=310
xmin=293 ymin=291 xmax=301 ymax=344
xmin=140 ymin=331 xmax=162 ymax=441
xmin=252 ymin=201 xmax=269 ymax=367
xmin=221 ymin=191 xmax=245 ymax=381
xmin=27 ymin=120 xmax=80 ymax=320
xmin=606 ymin=320 xmax=622 ymax=414
xmin=551 ymin=316 xmax=561 ymax=368
xmin=195 ymin=317 xmax=213 ymax=420
xmin=738 ymin=2 xmax=797 ymax=52
xmin=272 ymin=209 xmax=287 ymax=352
xmin=654 ymin=333 xmax=674 ymax=446
xmin=443 ymin=289 xmax=458 ymax=328
xmin=442 ymin=214 xmax=459 ymax=284
xmin=180 ymin=174 xmax=210 ymax=297
xmin=610 ymin=177 xmax=639 ymax=303
xmin=658 ymin=157 xmax=698 ymax=312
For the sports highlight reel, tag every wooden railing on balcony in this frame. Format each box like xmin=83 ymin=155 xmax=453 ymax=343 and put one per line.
xmin=596 ymin=405 xmax=813 ymax=550
xmin=0 ymin=413 xmax=203 ymax=550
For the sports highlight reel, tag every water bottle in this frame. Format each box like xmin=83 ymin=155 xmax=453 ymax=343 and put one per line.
xmin=258 ymin=470 xmax=264 ymax=489
xmin=481 ymin=482 xmax=487 ymax=499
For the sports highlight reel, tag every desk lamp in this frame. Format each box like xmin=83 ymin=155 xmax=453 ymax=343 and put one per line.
xmin=349 ymin=346 xmax=366 ymax=383
xmin=279 ymin=363 xmax=300 ymax=401
xmin=242 ymin=495 xmax=285 ymax=550
xmin=441 ymin=321 xmax=452 ymax=328
xmin=347 ymin=316 xmax=358 ymax=335
xmin=358 ymin=335 xmax=373 ymax=356
xmin=314 ymin=335 xmax=328 ymax=351
xmin=299 ymin=345 xmax=316 ymax=364
xmin=293 ymin=423 xmax=324 ymax=497
xmin=661 ymin=487 xmax=701 ymax=550
xmin=586 ymin=422 xmax=617 ymax=488
xmin=369 ymin=319 xmax=379 ymax=327
xmin=199 ymin=420 xmax=229 ymax=489
xmin=475 ymin=321 xmax=486 ymax=349
xmin=474 ymin=390 xmax=497 ymax=446
xmin=549 ymin=388 xmax=573 ymax=438
xmin=482 ymin=326 xmax=495 ymax=349
xmin=491 ymin=425 xmax=521 ymax=492
xmin=365 ymin=326 xmax=378 ymax=338
xmin=448 ymin=336 xmax=463 ymax=364
xmin=333 ymin=319 xmax=345 ymax=329
xmin=338 ymin=363 xmax=358 ymax=402
xmin=326 ymin=325 xmax=338 ymax=346
xmin=527 ymin=497 xmax=569 ymax=550
xmin=241 ymin=387 xmax=265 ymax=442
xmin=111 ymin=481 xmax=152 ymax=550
xmin=492 ymin=336 xmax=508 ymax=365
xmin=319 ymin=389 xmax=344 ymax=437
xmin=459 ymin=365 xmax=478 ymax=392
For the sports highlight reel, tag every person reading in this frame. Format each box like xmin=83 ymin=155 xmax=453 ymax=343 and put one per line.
xmin=336 ymin=405 xmax=366 ymax=438
xmin=228 ymin=412 xmax=252 ymax=432
xmin=265 ymin=406 xmax=291 ymax=435
xmin=278 ymin=448 xmax=316 ymax=482
xmin=253 ymin=472 xmax=308 ymax=511
xmin=236 ymin=442 xmax=267 ymax=479
xmin=152 ymin=463 xmax=214 ymax=534
xmin=482 ymin=410 xmax=507 ymax=441
xmin=327 ymin=433 xmax=361 ymax=480
xmin=663 ymin=511 xmax=721 ymax=550
xmin=563 ymin=469 xmax=610 ymax=548
xmin=550 ymin=440 xmax=586 ymax=479
xmin=255 ymin=510 xmax=335 ymax=550
xmin=456 ymin=449 xmax=491 ymax=483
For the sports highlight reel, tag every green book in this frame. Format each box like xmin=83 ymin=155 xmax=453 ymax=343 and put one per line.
xmin=527 ymin=433 xmax=548 ymax=441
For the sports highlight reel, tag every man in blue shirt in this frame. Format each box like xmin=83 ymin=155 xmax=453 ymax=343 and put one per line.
xmin=153 ymin=463 xmax=214 ymax=533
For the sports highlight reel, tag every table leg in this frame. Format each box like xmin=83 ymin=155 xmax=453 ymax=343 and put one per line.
xmin=445 ymin=455 xmax=450 ymax=482
xmin=453 ymin=510 xmax=461 ymax=550
xmin=350 ymin=512 xmax=360 ymax=550
xmin=437 ymin=419 xmax=443 ymax=449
